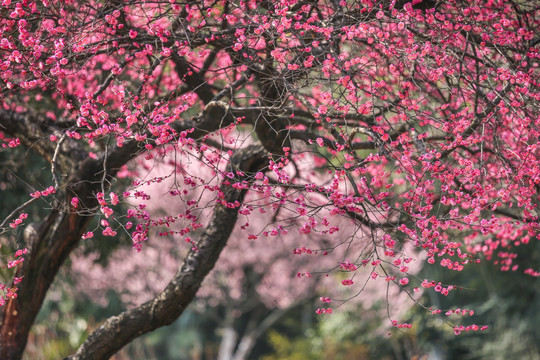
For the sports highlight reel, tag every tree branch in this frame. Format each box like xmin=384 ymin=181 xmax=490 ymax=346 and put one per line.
xmin=67 ymin=145 xmax=268 ymax=360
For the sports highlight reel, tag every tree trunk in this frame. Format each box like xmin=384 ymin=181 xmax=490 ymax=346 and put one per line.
xmin=0 ymin=159 xmax=104 ymax=359
xmin=217 ymin=323 xmax=238 ymax=360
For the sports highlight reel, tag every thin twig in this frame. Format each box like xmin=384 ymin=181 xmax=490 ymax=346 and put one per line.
xmin=51 ymin=133 xmax=67 ymax=189
xmin=212 ymin=71 xmax=252 ymax=102
xmin=93 ymin=59 xmax=129 ymax=99
xmin=101 ymin=142 xmax=109 ymax=195
xmin=0 ymin=197 xmax=39 ymax=233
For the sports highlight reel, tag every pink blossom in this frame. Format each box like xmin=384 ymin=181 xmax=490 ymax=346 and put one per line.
xmin=101 ymin=206 xmax=113 ymax=218
xmin=399 ymin=278 xmax=409 ymax=286
xmin=110 ymin=192 xmax=119 ymax=205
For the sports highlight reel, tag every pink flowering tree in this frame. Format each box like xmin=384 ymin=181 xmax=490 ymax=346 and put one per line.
xmin=0 ymin=0 xmax=538 ymax=359
xmin=70 ymin=152 xmax=421 ymax=359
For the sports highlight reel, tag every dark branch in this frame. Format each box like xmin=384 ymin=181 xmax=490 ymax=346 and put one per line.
xmin=67 ymin=145 xmax=268 ymax=360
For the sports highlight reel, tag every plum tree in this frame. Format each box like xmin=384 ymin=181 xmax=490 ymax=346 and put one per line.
xmin=0 ymin=0 xmax=538 ymax=358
